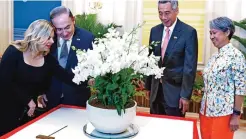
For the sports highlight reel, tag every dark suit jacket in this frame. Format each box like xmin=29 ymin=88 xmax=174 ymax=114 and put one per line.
xmin=46 ymin=27 xmax=94 ymax=108
xmin=146 ymin=19 xmax=198 ymax=108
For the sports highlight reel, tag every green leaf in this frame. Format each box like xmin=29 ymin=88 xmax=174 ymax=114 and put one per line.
xmin=89 ymin=94 xmax=97 ymax=102
xmin=127 ymin=85 xmax=135 ymax=93
xmin=112 ymin=74 xmax=120 ymax=83
xmin=113 ymin=95 xmax=120 ymax=104
xmin=115 ymin=104 xmax=122 ymax=116
xmin=75 ymin=13 xmax=121 ymax=38
xmin=106 ymin=83 xmax=118 ymax=91
xmin=232 ymin=35 xmax=246 ymax=57
xmin=232 ymin=20 xmax=246 ymax=57
xmin=121 ymin=93 xmax=128 ymax=106
xmin=97 ymin=93 xmax=103 ymax=102
xmin=232 ymin=36 xmax=246 ymax=47
xmin=102 ymin=94 xmax=108 ymax=105
xmin=234 ymin=21 xmax=246 ymax=30
xmin=239 ymin=19 xmax=246 ymax=24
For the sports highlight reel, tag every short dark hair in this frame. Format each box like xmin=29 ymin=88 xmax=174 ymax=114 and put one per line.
xmin=50 ymin=6 xmax=73 ymax=21
xmin=210 ymin=16 xmax=235 ymax=40
xmin=158 ymin=0 xmax=178 ymax=10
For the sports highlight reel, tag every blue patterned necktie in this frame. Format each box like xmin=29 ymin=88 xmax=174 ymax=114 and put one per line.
xmin=59 ymin=40 xmax=68 ymax=68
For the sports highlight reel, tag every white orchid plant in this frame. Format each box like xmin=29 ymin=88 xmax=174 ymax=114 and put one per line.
xmin=72 ymin=24 xmax=164 ymax=115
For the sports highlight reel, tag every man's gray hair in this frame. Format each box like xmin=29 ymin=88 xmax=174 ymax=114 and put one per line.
xmin=210 ymin=16 xmax=235 ymax=40
xmin=158 ymin=0 xmax=178 ymax=10
xmin=50 ymin=6 xmax=73 ymax=21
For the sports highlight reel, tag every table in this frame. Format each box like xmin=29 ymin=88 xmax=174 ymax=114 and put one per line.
xmin=1 ymin=105 xmax=199 ymax=139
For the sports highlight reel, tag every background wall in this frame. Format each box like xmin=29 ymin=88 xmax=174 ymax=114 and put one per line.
xmin=14 ymin=0 xmax=61 ymax=40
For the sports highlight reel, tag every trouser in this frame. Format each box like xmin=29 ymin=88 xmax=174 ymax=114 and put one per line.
xmin=150 ymin=83 xmax=184 ymax=117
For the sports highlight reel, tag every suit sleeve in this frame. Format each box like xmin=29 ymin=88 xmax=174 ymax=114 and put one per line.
xmin=88 ymin=34 xmax=95 ymax=50
xmin=180 ymin=29 xmax=198 ymax=100
xmin=47 ymin=54 xmax=79 ymax=87
xmin=144 ymin=28 xmax=153 ymax=91
xmin=0 ymin=46 xmax=32 ymax=105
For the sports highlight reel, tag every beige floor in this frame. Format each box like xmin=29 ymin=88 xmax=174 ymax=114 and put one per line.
xmin=137 ymin=107 xmax=246 ymax=139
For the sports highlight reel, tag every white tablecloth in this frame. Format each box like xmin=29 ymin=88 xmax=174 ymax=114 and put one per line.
xmin=2 ymin=105 xmax=197 ymax=139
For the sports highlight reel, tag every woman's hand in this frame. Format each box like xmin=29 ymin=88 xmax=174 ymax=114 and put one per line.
xmin=88 ymin=78 xmax=95 ymax=86
xmin=37 ymin=94 xmax=48 ymax=108
xmin=27 ymin=99 xmax=36 ymax=117
xmin=230 ymin=114 xmax=240 ymax=132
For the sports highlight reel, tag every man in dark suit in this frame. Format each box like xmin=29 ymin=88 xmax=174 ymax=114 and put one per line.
xmin=145 ymin=0 xmax=198 ymax=117
xmin=45 ymin=6 xmax=94 ymax=109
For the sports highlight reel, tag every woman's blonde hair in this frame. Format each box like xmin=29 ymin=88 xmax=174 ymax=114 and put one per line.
xmin=12 ymin=19 xmax=54 ymax=56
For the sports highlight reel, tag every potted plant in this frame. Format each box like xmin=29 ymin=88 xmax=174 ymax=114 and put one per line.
xmin=74 ymin=11 xmax=151 ymax=111
xmin=189 ymin=71 xmax=204 ymax=113
xmin=232 ymin=19 xmax=246 ymax=120
xmin=71 ymin=24 xmax=164 ymax=134
xmin=75 ymin=13 xmax=149 ymax=108
xmin=74 ymin=0 xmax=121 ymax=39
xmin=232 ymin=19 xmax=246 ymax=56
xmin=75 ymin=13 xmax=121 ymax=38
xmin=132 ymin=79 xmax=150 ymax=107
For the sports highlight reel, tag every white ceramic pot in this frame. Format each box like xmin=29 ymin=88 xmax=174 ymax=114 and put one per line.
xmin=86 ymin=100 xmax=137 ymax=134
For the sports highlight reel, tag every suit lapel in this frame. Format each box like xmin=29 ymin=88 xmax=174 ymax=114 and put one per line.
xmin=163 ymin=19 xmax=182 ymax=65
xmin=65 ymin=28 xmax=80 ymax=70
xmin=155 ymin=24 xmax=164 ymax=67
xmin=155 ymin=24 xmax=164 ymax=57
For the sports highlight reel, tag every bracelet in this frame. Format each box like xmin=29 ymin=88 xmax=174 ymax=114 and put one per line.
xmin=233 ymin=109 xmax=241 ymax=116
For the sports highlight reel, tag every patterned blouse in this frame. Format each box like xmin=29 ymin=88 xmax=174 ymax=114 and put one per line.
xmin=200 ymin=43 xmax=246 ymax=117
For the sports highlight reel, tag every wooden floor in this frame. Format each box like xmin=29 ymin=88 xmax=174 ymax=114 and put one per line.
xmin=137 ymin=107 xmax=246 ymax=139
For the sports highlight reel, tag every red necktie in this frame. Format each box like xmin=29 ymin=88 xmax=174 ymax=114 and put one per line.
xmin=161 ymin=28 xmax=170 ymax=62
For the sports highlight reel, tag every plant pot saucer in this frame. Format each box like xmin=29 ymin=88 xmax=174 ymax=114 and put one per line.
xmin=83 ymin=122 xmax=139 ymax=139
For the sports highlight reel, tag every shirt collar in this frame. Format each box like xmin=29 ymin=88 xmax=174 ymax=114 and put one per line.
xmin=218 ymin=43 xmax=231 ymax=54
xmin=59 ymin=35 xmax=73 ymax=45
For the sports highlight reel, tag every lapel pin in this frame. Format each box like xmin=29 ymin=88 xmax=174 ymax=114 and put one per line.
xmin=174 ymin=36 xmax=178 ymax=39
xmin=77 ymin=38 xmax=80 ymax=41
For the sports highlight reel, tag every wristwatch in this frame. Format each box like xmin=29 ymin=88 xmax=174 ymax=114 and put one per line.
xmin=233 ymin=109 xmax=241 ymax=116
